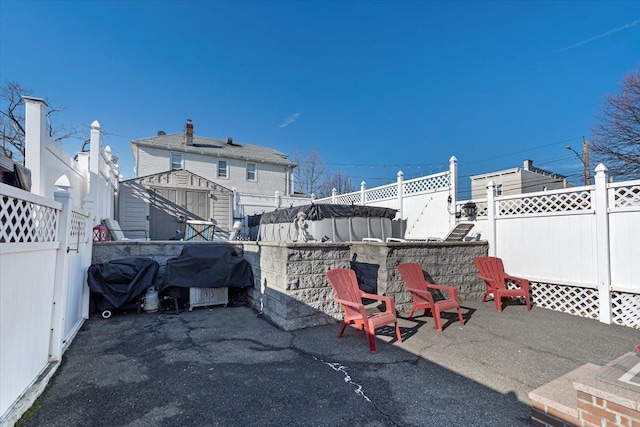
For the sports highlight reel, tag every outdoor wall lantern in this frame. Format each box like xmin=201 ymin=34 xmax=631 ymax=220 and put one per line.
xmin=461 ymin=202 xmax=477 ymax=219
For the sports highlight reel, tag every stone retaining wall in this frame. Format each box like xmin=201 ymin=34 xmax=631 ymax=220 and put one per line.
xmin=92 ymin=240 xmax=488 ymax=331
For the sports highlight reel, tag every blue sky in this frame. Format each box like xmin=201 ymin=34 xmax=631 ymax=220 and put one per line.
xmin=1 ymin=1 xmax=638 ymax=197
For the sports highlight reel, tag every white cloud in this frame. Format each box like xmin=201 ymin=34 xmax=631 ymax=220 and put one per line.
xmin=279 ymin=112 xmax=300 ymax=128
xmin=558 ymin=19 xmax=639 ymax=52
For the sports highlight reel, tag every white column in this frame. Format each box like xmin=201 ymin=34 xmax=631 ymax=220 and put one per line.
xmin=24 ymin=96 xmax=49 ymax=196
xmin=449 ymin=156 xmax=458 ymax=228
xmin=331 ymin=188 xmax=337 ymax=204
xmin=397 ymin=170 xmax=404 ymax=238
xmin=594 ymin=164 xmax=612 ymax=324
xmin=486 ymin=180 xmax=497 ymax=257
xmin=89 ymin=121 xmax=101 ymax=175
xmin=275 ymin=190 xmax=281 ymax=209
xmin=360 ymin=181 xmax=366 ymax=206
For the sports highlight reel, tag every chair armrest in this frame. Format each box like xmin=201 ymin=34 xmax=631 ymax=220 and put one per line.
xmin=402 ymin=286 xmax=435 ymax=304
xmin=477 ymin=274 xmax=492 ymax=283
xmin=333 ymin=296 xmax=365 ymax=311
xmin=504 ymin=274 xmax=530 ymax=289
xmin=359 ymin=292 xmax=396 ymax=314
xmin=428 ymin=284 xmax=459 ymax=301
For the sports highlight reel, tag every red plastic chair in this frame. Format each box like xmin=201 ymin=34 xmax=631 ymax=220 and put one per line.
xmin=396 ymin=263 xmax=464 ymax=332
xmin=326 ymin=268 xmax=402 ymax=353
xmin=473 ymin=256 xmax=531 ymax=312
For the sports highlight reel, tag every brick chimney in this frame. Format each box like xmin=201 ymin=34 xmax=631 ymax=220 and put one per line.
xmin=185 ymin=119 xmax=194 ymax=146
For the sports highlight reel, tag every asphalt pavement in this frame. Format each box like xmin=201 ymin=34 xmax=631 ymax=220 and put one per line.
xmin=15 ymin=299 xmax=638 ymax=427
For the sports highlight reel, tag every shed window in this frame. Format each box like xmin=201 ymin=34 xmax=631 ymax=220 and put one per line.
xmin=218 ymin=160 xmax=228 ymax=178
xmin=171 ymin=153 xmax=183 ymax=170
xmin=246 ymin=163 xmax=256 ymax=181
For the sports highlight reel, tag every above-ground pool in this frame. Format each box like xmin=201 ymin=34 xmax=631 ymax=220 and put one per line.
xmin=249 ymin=204 xmax=398 ymax=242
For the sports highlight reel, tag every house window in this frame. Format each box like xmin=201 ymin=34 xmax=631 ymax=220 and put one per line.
xmin=170 ymin=153 xmax=183 ymax=170
xmin=218 ymin=160 xmax=228 ymax=178
xmin=495 ymin=184 xmax=503 ymax=196
xmin=246 ymin=163 xmax=256 ymax=181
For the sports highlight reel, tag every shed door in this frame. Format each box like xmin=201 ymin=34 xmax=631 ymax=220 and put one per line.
xmin=149 ymin=188 xmax=210 ymax=240
xmin=185 ymin=190 xmax=208 ymax=220
xmin=150 ymin=188 xmax=180 ymax=240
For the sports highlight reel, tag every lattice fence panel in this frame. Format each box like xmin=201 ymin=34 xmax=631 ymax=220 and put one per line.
xmin=498 ymin=190 xmax=592 ymax=216
xmin=70 ymin=211 xmax=88 ymax=241
xmin=404 ymin=174 xmax=450 ymax=195
xmin=530 ymin=282 xmax=599 ymax=319
xmin=611 ymin=184 xmax=640 ymax=208
xmin=1 ymin=195 xmax=58 ymax=243
xmin=611 ymin=292 xmax=640 ymax=329
xmin=366 ymin=185 xmax=396 ymax=202
xmin=334 ymin=193 xmax=361 ymax=205
xmin=475 ymin=201 xmax=488 ymax=217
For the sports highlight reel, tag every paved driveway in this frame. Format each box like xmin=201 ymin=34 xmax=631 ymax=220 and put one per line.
xmin=16 ymin=300 xmax=638 ymax=426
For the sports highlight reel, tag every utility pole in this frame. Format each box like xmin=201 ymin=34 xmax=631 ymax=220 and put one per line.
xmin=566 ymin=138 xmax=591 ymax=186
xmin=582 ymin=137 xmax=590 ymax=186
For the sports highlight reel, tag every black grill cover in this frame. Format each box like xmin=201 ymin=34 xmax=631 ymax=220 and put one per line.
xmin=163 ymin=244 xmax=254 ymax=289
xmin=87 ymin=258 xmax=159 ymax=312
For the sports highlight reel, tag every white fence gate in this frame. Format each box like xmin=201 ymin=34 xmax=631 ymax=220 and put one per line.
xmin=0 ymin=97 xmax=119 ymax=424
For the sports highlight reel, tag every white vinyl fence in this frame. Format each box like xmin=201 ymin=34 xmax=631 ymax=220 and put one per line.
xmin=0 ymin=97 xmax=119 ymax=424
xmin=459 ymin=164 xmax=640 ymax=328
xmin=315 ymin=157 xmax=459 ymax=240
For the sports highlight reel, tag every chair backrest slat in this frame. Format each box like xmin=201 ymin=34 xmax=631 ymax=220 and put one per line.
xmin=474 ymin=256 xmax=507 ymax=290
xmin=326 ymin=268 xmax=361 ymax=303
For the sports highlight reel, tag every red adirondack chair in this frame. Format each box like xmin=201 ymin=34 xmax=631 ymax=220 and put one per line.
xmin=473 ymin=256 xmax=532 ymax=312
xmin=326 ymin=268 xmax=402 ymax=353
xmin=396 ymin=263 xmax=464 ymax=332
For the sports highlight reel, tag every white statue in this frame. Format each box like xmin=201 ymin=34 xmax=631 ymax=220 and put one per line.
xmin=295 ymin=211 xmax=312 ymax=242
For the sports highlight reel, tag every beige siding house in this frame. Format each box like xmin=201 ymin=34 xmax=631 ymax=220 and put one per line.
xmin=131 ymin=120 xmax=297 ymax=196
xmin=470 ymin=160 xmax=567 ymax=199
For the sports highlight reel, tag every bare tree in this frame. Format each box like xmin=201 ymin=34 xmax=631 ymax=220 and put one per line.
xmin=318 ymin=172 xmax=354 ymax=198
xmin=293 ymin=148 xmax=327 ymax=195
xmin=1 ymin=80 xmax=79 ymax=164
xmin=590 ymin=69 xmax=640 ymax=179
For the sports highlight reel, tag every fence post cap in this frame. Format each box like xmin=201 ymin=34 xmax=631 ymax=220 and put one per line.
xmin=54 ymin=174 xmax=72 ymax=191
xmin=595 ymin=163 xmax=608 ymax=174
xmin=91 ymin=120 xmax=101 ymax=130
xmin=449 ymin=156 xmax=457 ymax=163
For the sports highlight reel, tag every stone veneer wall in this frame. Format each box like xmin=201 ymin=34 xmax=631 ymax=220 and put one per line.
xmin=242 ymin=240 xmax=488 ymax=331
xmin=91 ymin=240 xmax=488 ymax=331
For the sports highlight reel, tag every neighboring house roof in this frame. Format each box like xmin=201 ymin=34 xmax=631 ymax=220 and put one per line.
xmin=131 ymin=133 xmax=297 ymax=167
xmin=470 ymin=160 xmax=566 ymax=181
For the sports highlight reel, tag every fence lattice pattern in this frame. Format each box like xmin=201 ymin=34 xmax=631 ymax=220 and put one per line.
xmin=611 ymin=292 xmax=640 ymax=329
xmin=334 ymin=193 xmax=361 ymax=205
xmin=366 ymin=185 xmax=397 ymax=201
xmin=70 ymin=211 xmax=88 ymax=241
xmin=498 ymin=190 xmax=592 ymax=216
xmin=611 ymin=184 xmax=640 ymax=208
xmin=530 ymin=282 xmax=599 ymax=320
xmin=404 ymin=174 xmax=449 ymax=194
xmin=1 ymin=195 xmax=58 ymax=243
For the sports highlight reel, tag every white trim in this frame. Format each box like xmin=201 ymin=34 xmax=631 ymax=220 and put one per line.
xmin=0 ymin=184 xmax=63 ymax=210
xmin=217 ymin=159 xmax=229 ymax=179
xmin=170 ymin=152 xmax=183 ymax=170
xmin=246 ymin=162 xmax=257 ymax=181
xmin=0 ymin=242 xmax=60 ymax=254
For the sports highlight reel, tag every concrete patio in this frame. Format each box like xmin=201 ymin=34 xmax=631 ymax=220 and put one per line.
xmin=15 ymin=299 xmax=638 ymax=427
